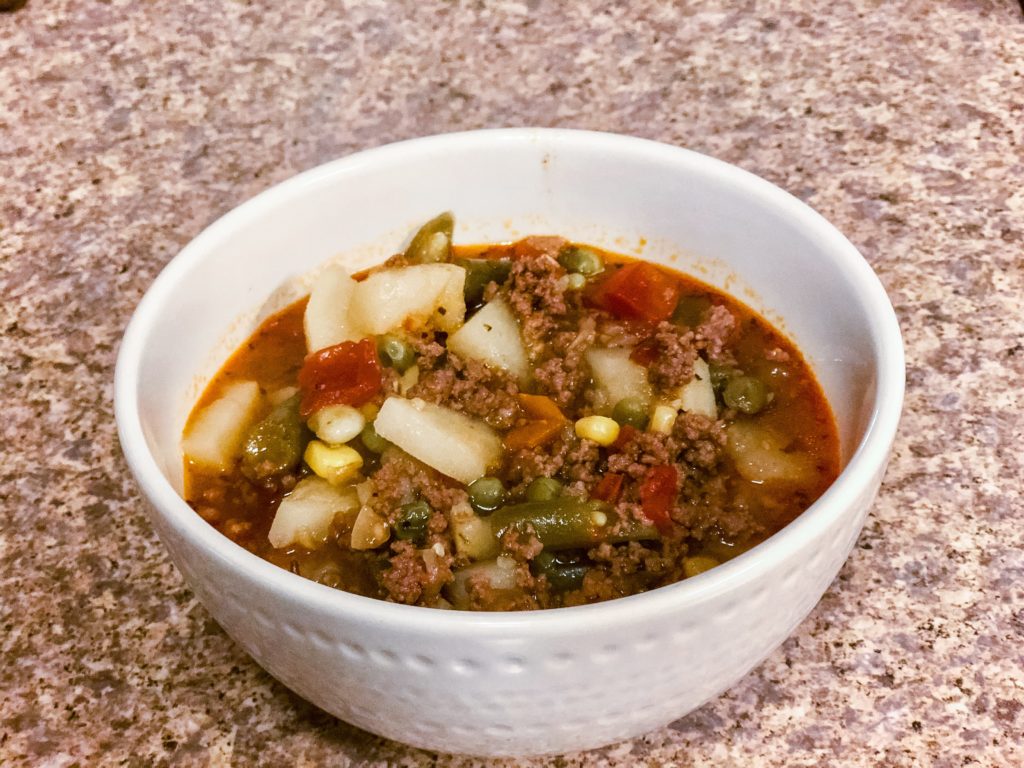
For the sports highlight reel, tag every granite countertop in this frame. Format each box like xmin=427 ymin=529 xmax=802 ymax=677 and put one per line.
xmin=3 ymin=1 xmax=1023 ymax=765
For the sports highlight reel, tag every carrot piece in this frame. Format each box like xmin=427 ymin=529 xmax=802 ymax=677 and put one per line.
xmin=504 ymin=394 xmax=568 ymax=450
xmin=504 ymin=419 xmax=565 ymax=451
xmin=517 ymin=393 xmax=566 ymax=423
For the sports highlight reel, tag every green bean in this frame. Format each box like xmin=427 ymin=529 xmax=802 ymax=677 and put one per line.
xmin=376 ymin=334 xmax=417 ymax=372
xmin=404 ymin=212 xmax=454 ymax=263
xmin=723 ymin=375 xmax=769 ymax=414
xmin=468 ymin=476 xmax=507 ymax=514
xmin=557 ymin=245 xmax=604 ymax=276
xmin=525 ymin=476 xmax=563 ymax=503
xmin=456 ymin=258 xmax=513 ymax=307
xmin=671 ymin=294 xmax=712 ymax=327
xmin=393 ymin=500 xmax=432 ymax=543
xmin=359 ymin=422 xmax=390 ymax=454
xmin=489 ymin=499 xmax=659 ymax=550
xmin=612 ymin=397 xmax=649 ymax=430
xmin=532 ymin=550 xmax=589 ymax=592
xmin=708 ymin=362 xmax=736 ymax=394
xmin=240 ymin=394 xmax=308 ymax=481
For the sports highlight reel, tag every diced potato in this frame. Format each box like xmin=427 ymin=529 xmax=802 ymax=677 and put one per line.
xmin=726 ymin=421 xmax=816 ymax=483
xmin=447 ymin=555 xmax=518 ymax=609
xmin=674 ymin=358 xmax=717 ymax=419
xmin=586 ymin=347 xmax=652 ymax=413
xmin=183 ymin=380 xmax=262 ymax=471
xmin=304 ymin=265 xmax=359 ymax=352
xmin=268 ymin=476 xmax=359 ymax=549
xmin=349 ymin=264 xmax=466 ymax=336
xmin=449 ymin=500 xmax=499 ymax=561
xmin=649 ymin=404 xmax=677 ymax=434
xmin=373 ymin=396 xmax=503 ymax=484
xmin=350 ymin=505 xmax=390 ymax=550
xmin=447 ymin=297 xmax=529 ymax=382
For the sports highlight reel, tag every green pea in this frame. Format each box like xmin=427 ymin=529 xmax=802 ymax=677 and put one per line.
xmin=557 ymin=245 xmax=604 ymax=276
xmin=468 ymin=476 xmax=507 ymax=514
xmin=456 ymin=258 xmax=512 ymax=307
xmin=404 ymin=212 xmax=454 ymax=263
xmin=359 ymin=422 xmax=390 ymax=454
xmin=671 ymin=295 xmax=712 ymax=327
xmin=525 ymin=477 xmax=563 ymax=502
xmin=394 ymin=500 xmax=432 ymax=543
xmin=723 ymin=375 xmax=769 ymax=414
xmin=377 ymin=334 xmax=417 ymax=372
xmin=612 ymin=397 xmax=649 ymax=430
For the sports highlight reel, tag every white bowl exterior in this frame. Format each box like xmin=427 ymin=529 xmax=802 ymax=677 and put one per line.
xmin=115 ymin=129 xmax=903 ymax=756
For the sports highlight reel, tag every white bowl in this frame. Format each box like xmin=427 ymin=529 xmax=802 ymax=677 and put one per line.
xmin=115 ymin=129 xmax=904 ymax=757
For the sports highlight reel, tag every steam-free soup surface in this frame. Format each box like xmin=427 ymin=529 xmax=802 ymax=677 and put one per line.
xmin=184 ymin=220 xmax=838 ymax=610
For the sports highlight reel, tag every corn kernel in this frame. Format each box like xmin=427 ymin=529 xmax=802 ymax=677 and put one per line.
xmin=649 ymin=404 xmax=677 ymax=435
xmin=304 ymin=440 xmax=364 ymax=485
xmin=574 ymin=415 xmax=620 ymax=446
xmin=308 ymin=404 xmax=365 ymax=444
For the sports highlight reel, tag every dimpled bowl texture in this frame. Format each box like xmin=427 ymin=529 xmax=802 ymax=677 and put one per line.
xmin=114 ymin=129 xmax=904 ymax=757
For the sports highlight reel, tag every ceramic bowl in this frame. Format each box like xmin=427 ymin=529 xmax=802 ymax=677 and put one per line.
xmin=115 ymin=128 xmax=904 ymax=757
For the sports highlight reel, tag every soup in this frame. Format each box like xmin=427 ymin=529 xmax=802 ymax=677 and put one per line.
xmin=183 ymin=214 xmax=839 ymax=610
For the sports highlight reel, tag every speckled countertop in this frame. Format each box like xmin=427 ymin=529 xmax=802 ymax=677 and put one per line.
xmin=3 ymin=1 xmax=1023 ymax=765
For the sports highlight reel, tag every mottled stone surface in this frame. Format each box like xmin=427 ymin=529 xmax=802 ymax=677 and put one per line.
xmin=2 ymin=0 xmax=1023 ymax=765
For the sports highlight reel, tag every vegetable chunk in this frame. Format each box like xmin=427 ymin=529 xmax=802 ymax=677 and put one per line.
xmin=349 ymin=264 xmax=466 ymax=335
xmin=726 ymin=421 xmax=816 ymax=483
xmin=374 ymin=397 xmax=503 ymax=484
xmin=586 ymin=347 xmax=652 ymax=413
xmin=183 ymin=380 xmax=262 ymax=471
xmin=268 ymin=476 xmax=359 ymax=549
xmin=674 ymin=358 xmax=717 ymax=419
xmin=447 ymin=297 xmax=528 ymax=382
xmin=304 ymin=265 xmax=359 ymax=352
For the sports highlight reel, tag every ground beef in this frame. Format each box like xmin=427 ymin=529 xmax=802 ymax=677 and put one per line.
xmin=380 ymin=541 xmax=428 ymax=604
xmin=408 ymin=352 xmax=521 ymax=429
xmin=408 ymin=330 xmax=447 ymax=370
xmin=694 ymin=304 xmax=738 ymax=361
xmin=505 ymin=251 xmax=569 ymax=347
xmin=505 ymin=430 xmax=575 ymax=492
xmin=500 ymin=526 xmax=543 ymax=562
xmin=531 ymin=314 xmax=597 ymax=408
xmin=368 ymin=449 xmax=468 ymax=522
xmin=646 ymin=321 xmax=698 ymax=391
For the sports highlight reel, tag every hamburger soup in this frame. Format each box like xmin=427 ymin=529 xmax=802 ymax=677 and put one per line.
xmin=182 ymin=214 xmax=839 ymax=610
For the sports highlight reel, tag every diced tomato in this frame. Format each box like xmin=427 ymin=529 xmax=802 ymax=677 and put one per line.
xmin=611 ymin=424 xmax=639 ymax=451
xmin=629 ymin=338 xmax=659 ymax=366
xmin=297 ymin=338 xmax=382 ymax=418
xmin=588 ymin=262 xmax=681 ymax=323
xmin=592 ymin=473 xmax=624 ymax=504
xmin=639 ymin=465 xmax=678 ymax=534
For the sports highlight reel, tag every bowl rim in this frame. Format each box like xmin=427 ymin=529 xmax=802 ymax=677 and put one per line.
xmin=114 ymin=127 xmax=904 ymax=635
